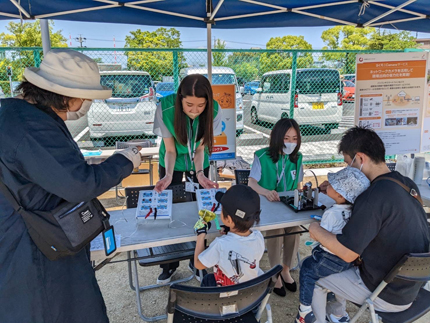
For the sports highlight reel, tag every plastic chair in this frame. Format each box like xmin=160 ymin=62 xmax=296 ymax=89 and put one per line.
xmin=350 ymin=252 xmax=430 ymax=323
xmin=235 ymin=169 xmax=251 ymax=186
xmin=166 ymin=265 xmax=282 ymax=323
xmin=125 ymin=183 xmax=202 ymax=322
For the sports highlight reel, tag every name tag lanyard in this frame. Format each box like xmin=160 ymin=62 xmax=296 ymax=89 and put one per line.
xmin=276 ymin=155 xmax=289 ymax=191
xmin=185 ymin=118 xmax=199 ymax=183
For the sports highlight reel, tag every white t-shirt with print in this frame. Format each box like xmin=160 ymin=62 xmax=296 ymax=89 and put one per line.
xmin=198 ymin=230 xmax=265 ymax=286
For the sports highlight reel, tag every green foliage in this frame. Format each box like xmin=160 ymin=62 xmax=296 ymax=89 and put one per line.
xmin=124 ymin=27 xmax=186 ymax=80
xmin=226 ymin=52 xmax=261 ymax=82
xmin=367 ymin=30 xmax=417 ymax=50
xmin=259 ymin=36 xmax=313 ymax=74
xmin=213 ymin=39 xmax=227 ymax=66
xmin=0 ymin=20 xmax=68 ymax=48
xmin=320 ymin=26 xmax=416 ymax=74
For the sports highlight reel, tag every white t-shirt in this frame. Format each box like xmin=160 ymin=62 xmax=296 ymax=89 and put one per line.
xmin=153 ymin=103 xmax=223 ymax=138
xmin=198 ymin=230 xmax=265 ymax=286
xmin=317 ymin=204 xmax=352 ymax=253
xmin=249 ymin=155 xmax=304 ymax=183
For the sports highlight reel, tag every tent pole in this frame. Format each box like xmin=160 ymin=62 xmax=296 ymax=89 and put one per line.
xmin=40 ymin=19 xmax=51 ymax=55
xmin=207 ymin=22 xmax=212 ymax=84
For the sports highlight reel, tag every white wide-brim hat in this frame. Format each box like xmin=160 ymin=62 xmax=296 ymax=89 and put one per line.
xmin=24 ymin=49 xmax=112 ymax=100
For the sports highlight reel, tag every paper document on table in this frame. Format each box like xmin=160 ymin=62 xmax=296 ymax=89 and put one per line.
xmin=196 ymin=188 xmax=226 ymax=215
xmin=90 ymin=233 xmax=121 ymax=251
xmin=135 ymin=189 xmax=173 ymax=220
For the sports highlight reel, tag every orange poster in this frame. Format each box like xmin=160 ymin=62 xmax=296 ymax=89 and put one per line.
xmin=355 ymin=52 xmax=429 ymax=154
xmin=210 ymin=84 xmax=236 ymax=160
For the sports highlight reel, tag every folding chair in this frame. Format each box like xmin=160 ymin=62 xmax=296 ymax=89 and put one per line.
xmin=235 ymin=169 xmax=251 ymax=186
xmin=166 ymin=265 xmax=283 ymax=323
xmin=125 ymin=183 xmax=203 ymax=322
xmin=350 ymin=252 xmax=430 ymax=323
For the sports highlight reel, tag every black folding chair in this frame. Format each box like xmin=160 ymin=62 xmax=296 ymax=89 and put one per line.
xmin=125 ymin=183 xmax=203 ymax=322
xmin=166 ymin=265 xmax=282 ymax=323
xmin=350 ymin=252 xmax=430 ymax=323
xmin=235 ymin=169 xmax=251 ymax=186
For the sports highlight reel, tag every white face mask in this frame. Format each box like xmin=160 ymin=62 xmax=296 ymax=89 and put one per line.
xmin=350 ymin=154 xmax=364 ymax=172
xmin=67 ymin=100 xmax=93 ymax=120
xmin=283 ymin=143 xmax=297 ymax=155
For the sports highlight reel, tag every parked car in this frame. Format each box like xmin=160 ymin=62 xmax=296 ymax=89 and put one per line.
xmin=244 ymin=81 xmax=260 ymax=95
xmin=342 ymin=80 xmax=355 ymax=103
xmin=156 ymin=82 xmax=175 ymax=97
xmin=179 ymin=67 xmax=244 ymax=136
xmin=250 ymin=68 xmax=343 ymax=130
xmin=87 ymin=71 xmax=157 ymax=139
xmin=342 ymin=74 xmax=355 ymax=83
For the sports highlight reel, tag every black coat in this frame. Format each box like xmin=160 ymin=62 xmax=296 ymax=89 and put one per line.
xmin=0 ymin=98 xmax=133 ymax=323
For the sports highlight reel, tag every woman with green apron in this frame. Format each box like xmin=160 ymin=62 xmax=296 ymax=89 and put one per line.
xmin=248 ymin=118 xmax=303 ymax=297
xmin=153 ymin=74 xmax=222 ymax=284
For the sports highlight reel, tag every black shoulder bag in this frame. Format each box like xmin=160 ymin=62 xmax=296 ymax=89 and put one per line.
xmin=0 ymin=178 xmax=111 ymax=261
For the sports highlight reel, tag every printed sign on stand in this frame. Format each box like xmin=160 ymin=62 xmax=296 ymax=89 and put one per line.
xmin=210 ymin=84 xmax=236 ymax=160
xmin=355 ymin=52 xmax=429 ymax=154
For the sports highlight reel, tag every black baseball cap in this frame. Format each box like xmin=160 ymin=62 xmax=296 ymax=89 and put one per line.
xmin=215 ymin=185 xmax=261 ymax=221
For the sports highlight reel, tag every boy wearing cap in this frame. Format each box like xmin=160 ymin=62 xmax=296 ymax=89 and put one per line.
xmin=296 ymin=167 xmax=370 ymax=323
xmin=194 ymin=185 xmax=265 ymax=287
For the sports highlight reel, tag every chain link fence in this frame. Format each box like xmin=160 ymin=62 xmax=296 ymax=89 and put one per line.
xmin=0 ymin=47 xmax=401 ymax=164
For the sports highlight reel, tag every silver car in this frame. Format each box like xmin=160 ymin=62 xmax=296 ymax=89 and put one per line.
xmin=87 ymin=71 xmax=157 ymax=138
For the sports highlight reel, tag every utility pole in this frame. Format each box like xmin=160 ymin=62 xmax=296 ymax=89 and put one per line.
xmin=74 ymin=34 xmax=87 ymax=48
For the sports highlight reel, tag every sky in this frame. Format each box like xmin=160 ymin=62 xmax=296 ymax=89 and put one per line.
xmin=2 ymin=19 xmax=430 ymax=50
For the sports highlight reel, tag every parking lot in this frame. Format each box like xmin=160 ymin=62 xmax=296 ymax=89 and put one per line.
xmin=68 ymin=95 xmax=355 ymax=164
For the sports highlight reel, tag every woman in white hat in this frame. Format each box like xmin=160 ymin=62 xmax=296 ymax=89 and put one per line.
xmin=0 ymin=49 xmax=141 ymax=323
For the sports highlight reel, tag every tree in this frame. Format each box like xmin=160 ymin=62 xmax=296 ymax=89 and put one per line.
xmin=320 ymin=26 xmax=417 ymax=74
xmin=367 ymin=30 xmax=417 ymax=50
xmin=213 ymin=39 xmax=227 ymax=66
xmin=0 ymin=20 xmax=67 ymax=90
xmin=124 ymin=27 xmax=186 ymax=80
xmin=259 ymin=36 xmax=313 ymax=74
xmin=226 ymin=52 xmax=261 ymax=82
xmin=0 ymin=20 xmax=68 ymax=48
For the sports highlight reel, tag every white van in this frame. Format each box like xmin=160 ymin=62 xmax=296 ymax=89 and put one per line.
xmin=250 ymin=68 xmax=343 ymax=130
xmin=87 ymin=71 xmax=157 ymax=139
xmin=179 ymin=67 xmax=244 ymax=136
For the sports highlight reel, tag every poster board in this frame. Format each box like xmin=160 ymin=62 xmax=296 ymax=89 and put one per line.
xmin=355 ymin=52 xmax=429 ymax=155
xmin=135 ymin=190 xmax=173 ymax=220
xmin=210 ymin=84 xmax=237 ymax=160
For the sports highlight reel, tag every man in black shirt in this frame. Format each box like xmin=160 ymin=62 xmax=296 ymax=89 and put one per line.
xmin=309 ymin=126 xmax=430 ymax=323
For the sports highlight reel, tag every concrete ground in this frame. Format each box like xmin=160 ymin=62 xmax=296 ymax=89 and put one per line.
xmin=96 ymin=185 xmax=430 ymax=323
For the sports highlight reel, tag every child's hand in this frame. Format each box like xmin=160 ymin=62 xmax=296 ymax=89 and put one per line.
xmin=195 ymin=221 xmax=211 ymax=236
xmin=219 ymin=225 xmax=230 ymax=235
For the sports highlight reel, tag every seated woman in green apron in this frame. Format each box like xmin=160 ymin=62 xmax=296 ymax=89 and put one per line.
xmin=248 ymin=118 xmax=303 ymax=297
xmin=152 ymin=74 xmax=222 ymax=284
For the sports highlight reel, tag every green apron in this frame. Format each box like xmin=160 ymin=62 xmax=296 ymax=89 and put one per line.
xmin=158 ymin=94 xmax=219 ymax=172
xmin=254 ymin=147 xmax=302 ymax=192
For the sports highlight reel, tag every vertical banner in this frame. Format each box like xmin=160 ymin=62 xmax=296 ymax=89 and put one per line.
xmin=355 ymin=52 xmax=429 ymax=155
xmin=210 ymin=84 xmax=237 ymax=160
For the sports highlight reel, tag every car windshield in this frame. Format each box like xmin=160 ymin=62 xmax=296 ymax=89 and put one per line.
xmin=296 ymin=69 xmax=341 ymax=94
xmin=248 ymin=82 xmax=259 ymax=87
xmin=343 ymin=81 xmax=355 ymax=87
xmin=101 ymin=74 xmax=152 ymax=98
xmin=156 ymin=83 xmax=175 ymax=91
xmin=203 ymin=73 xmax=239 ymax=93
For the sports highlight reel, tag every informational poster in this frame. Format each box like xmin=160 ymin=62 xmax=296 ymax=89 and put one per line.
xmin=210 ymin=84 xmax=237 ymax=160
xmin=355 ymin=52 xmax=429 ymax=155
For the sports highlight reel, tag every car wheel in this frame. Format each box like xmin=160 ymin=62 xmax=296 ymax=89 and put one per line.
xmin=236 ymin=129 xmax=243 ymax=137
xmin=251 ymin=108 xmax=259 ymax=124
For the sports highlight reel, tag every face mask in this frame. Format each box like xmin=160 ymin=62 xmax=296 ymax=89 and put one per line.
xmin=350 ymin=154 xmax=363 ymax=171
xmin=67 ymin=100 xmax=93 ymax=120
xmin=283 ymin=143 xmax=297 ymax=155
xmin=184 ymin=111 xmax=200 ymax=120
